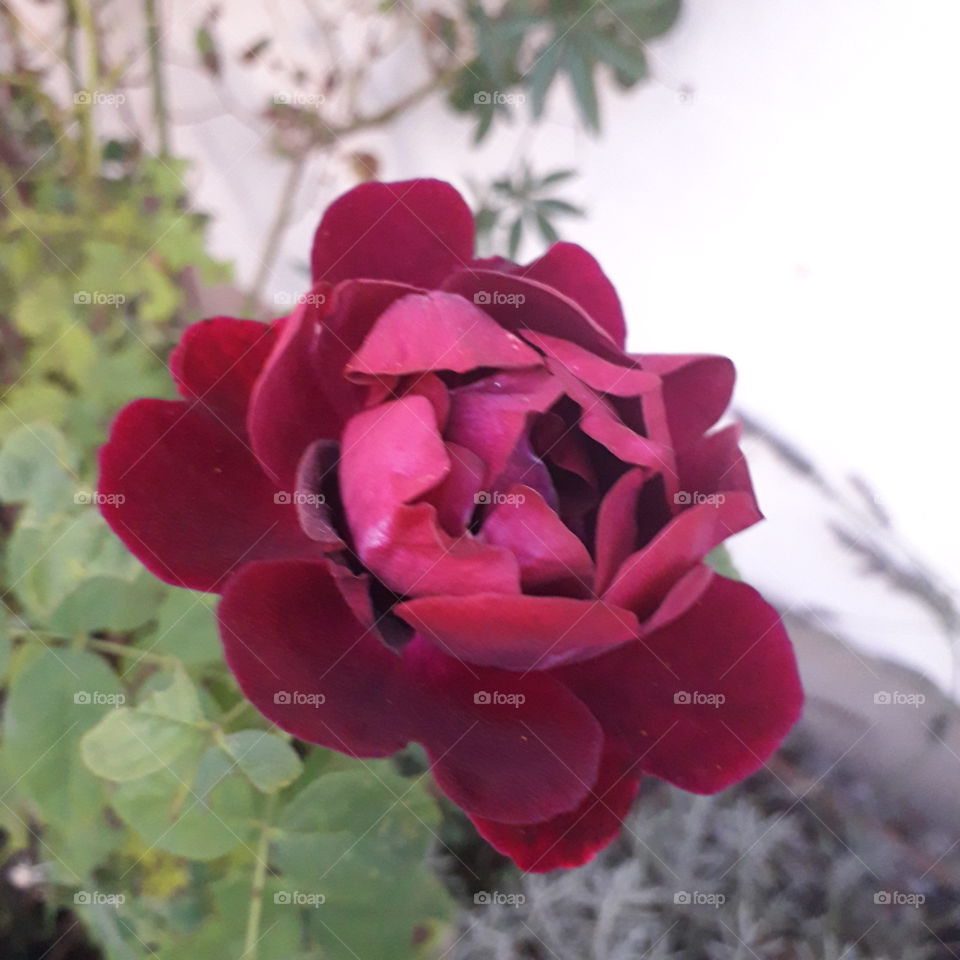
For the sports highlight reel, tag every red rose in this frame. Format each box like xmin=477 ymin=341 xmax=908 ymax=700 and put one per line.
xmin=99 ymin=179 xmax=802 ymax=872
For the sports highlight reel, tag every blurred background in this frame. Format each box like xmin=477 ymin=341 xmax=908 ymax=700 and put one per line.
xmin=1 ymin=0 xmax=959 ymax=957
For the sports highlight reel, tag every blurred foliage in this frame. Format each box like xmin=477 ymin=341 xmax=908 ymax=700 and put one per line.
xmin=447 ymin=0 xmax=682 ymax=139
xmin=472 ymin=165 xmax=584 ymax=258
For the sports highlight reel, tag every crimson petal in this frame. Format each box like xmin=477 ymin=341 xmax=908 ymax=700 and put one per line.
xmin=347 ymin=291 xmax=541 ymax=377
xmin=218 ymin=559 xmax=603 ymax=822
xmin=99 ymin=399 xmax=316 ymax=592
xmin=396 ymin=593 xmax=638 ymax=671
xmin=519 ymin=243 xmax=628 ymax=348
xmin=471 ymin=740 xmax=641 ymax=872
xmin=340 ymin=396 xmax=519 ymax=597
xmin=170 ymin=316 xmax=278 ymax=428
xmin=311 ymin=179 xmax=475 ymax=288
xmin=559 ymin=575 xmax=803 ymax=793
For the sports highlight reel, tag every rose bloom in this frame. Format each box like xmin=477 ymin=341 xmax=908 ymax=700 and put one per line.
xmin=99 ymin=179 xmax=802 ymax=872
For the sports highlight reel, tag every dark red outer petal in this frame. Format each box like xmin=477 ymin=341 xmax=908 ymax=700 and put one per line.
xmin=395 ymin=593 xmax=638 ymax=672
xmin=518 ymin=242 xmax=628 ymax=348
xmin=98 ymin=399 xmax=317 ymax=592
xmin=603 ymin=492 xmax=761 ymax=619
xmin=218 ymin=559 xmax=605 ymax=824
xmin=170 ymin=316 xmax=278 ymax=428
xmin=443 ymin=269 xmax=623 ymax=361
xmin=636 ymin=354 xmax=736 ymax=452
xmin=558 ymin=574 xmax=803 ymax=794
xmin=310 ymin=179 xmax=475 ymax=288
xmin=471 ymin=740 xmax=641 ymax=873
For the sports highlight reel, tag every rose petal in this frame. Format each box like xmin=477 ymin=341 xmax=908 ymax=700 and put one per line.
xmin=471 ymin=740 xmax=641 ymax=872
xmin=521 ymin=329 xmax=657 ymax=396
xmin=396 ymin=593 xmax=638 ymax=671
xmin=443 ymin=269 xmax=623 ymax=361
xmin=479 ymin=485 xmax=594 ymax=596
xmin=170 ymin=316 xmax=278 ymax=428
xmin=559 ymin=575 xmax=803 ymax=793
xmin=519 ymin=243 xmax=628 ymax=348
xmin=636 ymin=354 xmax=736 ymax=451
xmin=219 ymin=559 xmax=603 ymax=822
xmin=248 ymin=280 xmax=417 ymax=488
xmin=603 ymin=491 xmax=761 ymax=618
xmin=340 ymin=396 xmax=519 ymax=597
xmin=99 ymin=399 xmax=316 ymax=592
xmin=347 ymin=291 xmax=541 ymax=377
xmin=311 ymin=179 xmax=475 ymax=288
xmin=446 ymin=369 xmax=562 ymax=491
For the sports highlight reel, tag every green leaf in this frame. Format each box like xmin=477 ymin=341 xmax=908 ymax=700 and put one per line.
xmin=0 ymin=423 xmax=77 ymax=519
xmin=527 ymin=39 xmax=564 ymax=118
xmin=566 ymin=45 xmax=601 ymax=132
xmin=111 ymin=747 xmax=256 ymax=860
xmin=50 ymin=571 xmax=166 ymax=635
xmin=221 ymin=731 xmax=303 ymax=793
xmin=3 ymin=648 xmax=123 ymax=844
xmin=706 ymin=544 xmax=741 ymax=580
xmin=144 ymin=588 xmax=221 ymax=664
xmin=140 ymin=666 xmax=205 ymax=724
xmin=81 ymin=707 xmax=209 ymax=782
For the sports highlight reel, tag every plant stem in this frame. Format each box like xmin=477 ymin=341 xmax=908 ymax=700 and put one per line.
xmin=143 ymin=0 xmax=169 ymax=155
xmin=73 ymin=0 xmax=101 ymax=179
xmin=243 ymin=150 xmax=308 ymax=316
xmin=242 ymin=792 xmax=278 ymax=960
